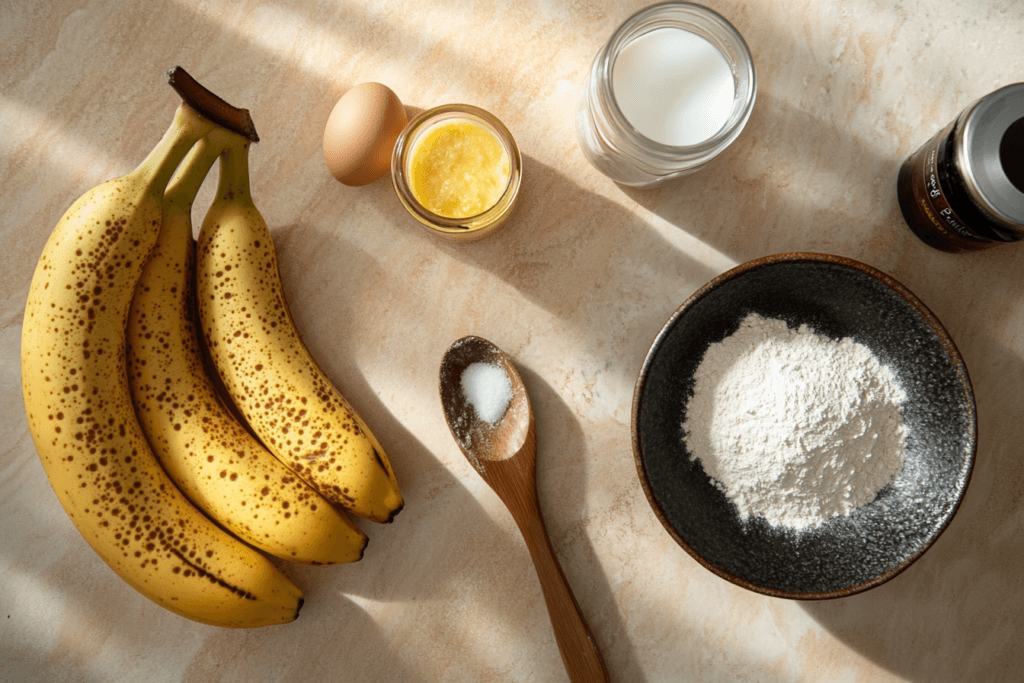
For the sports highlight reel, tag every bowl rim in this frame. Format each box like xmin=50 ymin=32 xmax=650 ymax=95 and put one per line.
xmin=630 ymin=252 xmax=978 ymax=599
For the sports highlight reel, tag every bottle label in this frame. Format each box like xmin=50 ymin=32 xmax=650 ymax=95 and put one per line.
xmin=898 ymin=121 xmax=993 ymax=251
xmin=922 ymin=147 xmax=979 ymax=242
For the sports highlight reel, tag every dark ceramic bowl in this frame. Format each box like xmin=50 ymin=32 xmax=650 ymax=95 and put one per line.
xmin=632 ymin=253 xmax=976 ymax=599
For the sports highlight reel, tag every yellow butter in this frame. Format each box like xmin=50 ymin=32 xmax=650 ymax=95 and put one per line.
xmin=409 ymin=119 xmax=511 ymax=219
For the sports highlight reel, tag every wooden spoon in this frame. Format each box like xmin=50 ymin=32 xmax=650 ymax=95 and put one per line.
xmin=439 ymin=336 xmax=609 ymax=683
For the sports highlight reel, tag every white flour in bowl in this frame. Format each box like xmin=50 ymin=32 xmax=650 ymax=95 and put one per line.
xmin=682 ymin=313 xmax=907 ymax=530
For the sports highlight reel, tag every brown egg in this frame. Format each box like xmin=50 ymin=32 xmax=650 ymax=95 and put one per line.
xmin=323 ymin=82 xmax=408 ymax=186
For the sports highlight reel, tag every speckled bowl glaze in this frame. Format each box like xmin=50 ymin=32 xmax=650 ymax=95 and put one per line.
xmin=632 ymin=253 xmax=977 ymax=599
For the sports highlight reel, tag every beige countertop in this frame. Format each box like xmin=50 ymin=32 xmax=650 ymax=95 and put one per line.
xmin=3 ymin=1 xmax=1024 ymax=681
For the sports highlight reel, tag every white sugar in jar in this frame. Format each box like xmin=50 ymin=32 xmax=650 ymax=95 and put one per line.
xmin=576 ymin=2 xmax=756 ymax=187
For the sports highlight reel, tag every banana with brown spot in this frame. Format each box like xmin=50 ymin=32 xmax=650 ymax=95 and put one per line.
xmin=128 ymin=129 xmax=368 ymax=565
xmin=21 ymin=103 xmax=303 ymax=628
xmin=196 ymin=139 xmax=403 ymax=524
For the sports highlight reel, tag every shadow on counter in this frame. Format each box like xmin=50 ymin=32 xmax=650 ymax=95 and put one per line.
xmin=297 ymin=96 xmax=1024 ymax=683
xmin=388 ymin=154 xmax=800 ymax=681
xmin=618 ymin=91 xmax=911 ymax=268
xmin=798 ymin=254 xmax=1024 ymax=682
xmin=686 ymin=8 xmax=1024 ymax=675
xmin=424 ymin=152 xmax=722 ymax=394
xmin=182 ymin=594 xmax=430 ymax=682
xmin=189 ymin=222 xmax=636 ymax=681
xmin=518 ymin=364 xmax=647 ymax=683
xmin=486 ymin=82 xmax=1024 ymax=683
xmin=267 ymin=151 xmax=685 ymax=678
xmin=620 ymin=90 xmax=1024 ymax=679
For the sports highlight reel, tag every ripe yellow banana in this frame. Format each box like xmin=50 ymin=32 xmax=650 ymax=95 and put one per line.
xmin=21 ymin=102 xmax=303 ymax=628
xmin=127 ymin=129 xmax=367 ymax=565
xmin=196 ymin=139 xmax=404 ymax=523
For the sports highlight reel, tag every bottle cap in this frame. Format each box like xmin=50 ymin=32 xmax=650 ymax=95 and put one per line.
xmin=955 ymin=82 xmax=1024 ymax=230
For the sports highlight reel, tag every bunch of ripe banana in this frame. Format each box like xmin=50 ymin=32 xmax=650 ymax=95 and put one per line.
xmin=20 ymin=68 xmax=402 ymax=628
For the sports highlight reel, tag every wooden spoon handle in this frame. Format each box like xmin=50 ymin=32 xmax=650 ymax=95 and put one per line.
xmin=514 ymin=506 xmax=610 ymax=683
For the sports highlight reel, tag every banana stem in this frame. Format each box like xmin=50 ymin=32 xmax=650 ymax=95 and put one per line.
xmin=126 ymin=68 xmax=256 ymax=199
xmin=216 ymin=139 xmax=253 ymax=205
xmin=167 ymin=66 xmax=259 ymax=142
xmin=166 ymin=128 xmax=245 ymax=210
xmin=133 ymin=104 xmax=217 ymax=196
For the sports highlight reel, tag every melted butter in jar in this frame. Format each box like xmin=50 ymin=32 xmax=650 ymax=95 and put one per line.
xmin=391 ymin=104 xmax=522 ymax=242
xmin=409 ymin=120 xmax=511 ymax=218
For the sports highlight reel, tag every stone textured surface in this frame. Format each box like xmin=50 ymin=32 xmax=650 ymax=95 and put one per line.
xmin=2 ymin=1 xmax=1023 ymax=681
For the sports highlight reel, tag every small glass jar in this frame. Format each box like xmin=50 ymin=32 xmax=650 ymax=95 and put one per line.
xmin=392 ymin=104 xmax=522 ymax=242
xmin=576 ymin=2 xmax=756 ymax=188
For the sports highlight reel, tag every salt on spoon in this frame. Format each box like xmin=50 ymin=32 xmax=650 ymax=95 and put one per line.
xmin=440 ymin=337 xmax=529 ymax=467
xmin=461 ymin=361 xmax=513 ymax=424
xmin=439 ymin=336 xmax=609 ymax=683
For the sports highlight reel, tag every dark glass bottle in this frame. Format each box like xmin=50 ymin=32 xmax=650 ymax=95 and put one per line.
xmin=897 ymin=83 xmax=1024 ymax=252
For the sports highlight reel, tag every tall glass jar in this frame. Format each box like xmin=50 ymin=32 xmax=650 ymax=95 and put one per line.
xmin=576 ymin=2 xmax=756 ymax=188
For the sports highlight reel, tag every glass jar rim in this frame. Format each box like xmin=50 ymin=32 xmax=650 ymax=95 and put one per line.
xmin=391 ymin=104 xmax=522 ymax=235
xmin=598 ymin=1 xmax=757 ymax=161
